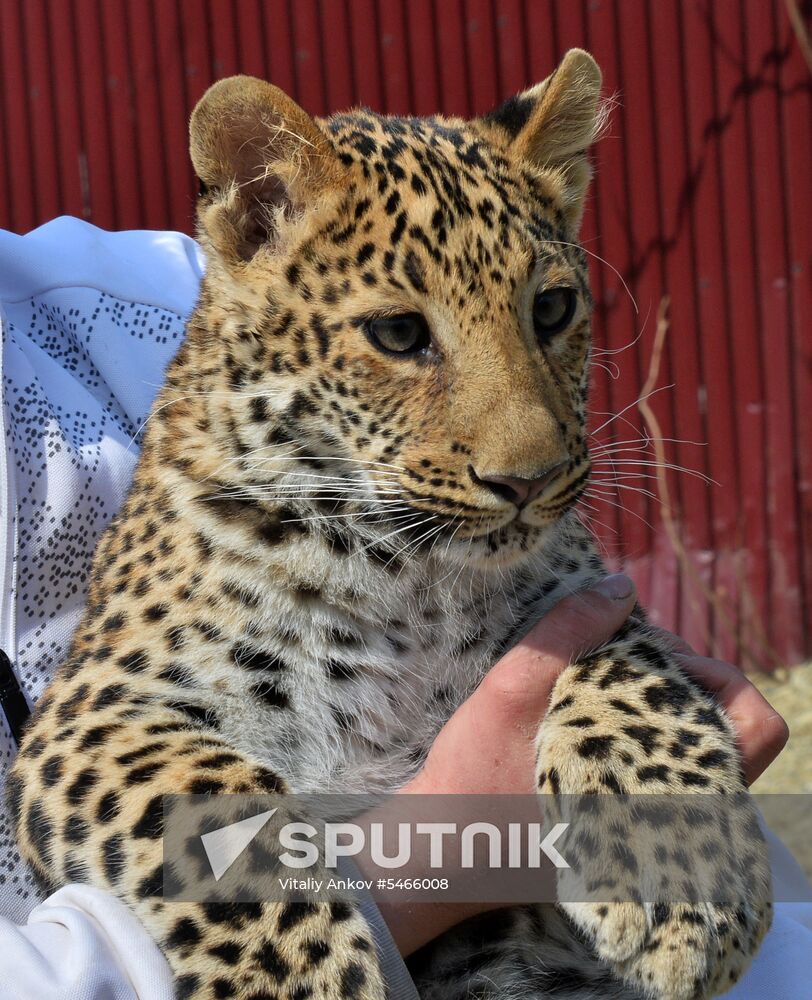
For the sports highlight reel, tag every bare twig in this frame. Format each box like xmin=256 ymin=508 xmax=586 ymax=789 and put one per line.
xmin=785 ymin=0 xmax=812 ymax=76
xmin=636 ymin=298 xmax=781 ymax=670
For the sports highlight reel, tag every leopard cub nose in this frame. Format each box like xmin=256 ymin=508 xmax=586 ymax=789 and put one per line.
xmin=470 ymin=462 xmax=567 ymax=508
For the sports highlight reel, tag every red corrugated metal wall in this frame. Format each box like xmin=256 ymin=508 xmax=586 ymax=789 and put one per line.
xmin=1 ymin=0 xmax=810 ymax=669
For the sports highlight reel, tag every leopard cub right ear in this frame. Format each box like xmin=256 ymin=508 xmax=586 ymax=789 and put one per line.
xmin=481 ymin=49 xmax=606 ymax=232
xmin=190 ymin=76 xmax=343 ymax=264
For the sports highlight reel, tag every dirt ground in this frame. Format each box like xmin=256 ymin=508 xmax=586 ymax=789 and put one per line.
xmin=749 ymin=663 xmax=812 ymax=880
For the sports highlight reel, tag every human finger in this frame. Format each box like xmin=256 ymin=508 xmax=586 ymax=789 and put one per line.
xmin=679 ymin=655 xmax=790 ymax=785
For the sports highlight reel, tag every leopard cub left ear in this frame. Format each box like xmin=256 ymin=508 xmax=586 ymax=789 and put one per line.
xmin=482 ymin=49 xmax=605 ymax=231
xmin=190 ymin=76 xmax=344 ymax=265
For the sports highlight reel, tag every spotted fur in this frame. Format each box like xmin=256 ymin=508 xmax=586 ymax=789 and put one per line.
xmin=10 ymin=50 xmax=770 ymax=1000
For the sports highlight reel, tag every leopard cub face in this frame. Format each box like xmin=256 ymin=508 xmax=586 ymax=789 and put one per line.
xmin=183 ymin=50 xmax=604 ymax=569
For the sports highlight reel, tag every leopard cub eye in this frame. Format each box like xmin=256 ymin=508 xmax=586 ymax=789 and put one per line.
xmin=366 ymin=313 xmax=432 ymax=356
xmin=532 ymin=287 xmax=577 ymax=341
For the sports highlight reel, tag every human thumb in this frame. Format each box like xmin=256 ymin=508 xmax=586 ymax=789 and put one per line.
xmin=480 ymin=574 xmax=637 ymax=727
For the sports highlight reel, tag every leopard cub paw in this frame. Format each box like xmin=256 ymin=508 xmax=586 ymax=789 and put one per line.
xmin=562 ymin=898 xmax=772 ymax=1000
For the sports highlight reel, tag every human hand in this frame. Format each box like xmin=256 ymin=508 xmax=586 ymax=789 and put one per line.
xmin=406 ymin=573 xmax=640 ymax=798
xmin=370 ymin=574 xmax=639 ymax=954
xmin=662 ymin=636 xmax=789 ymax=786
xmin=375 ymin=575 xmax=788 ymax=955
xmin=408 ymin=578 xmax=788 ymax=799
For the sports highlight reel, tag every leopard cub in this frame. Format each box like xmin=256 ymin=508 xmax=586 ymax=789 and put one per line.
xmin=11 ymin=49 xmax=770 ymax=1000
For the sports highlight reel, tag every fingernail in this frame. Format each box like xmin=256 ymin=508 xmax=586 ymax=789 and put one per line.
xmin=594 ymin=573 xmax=634 ymax=600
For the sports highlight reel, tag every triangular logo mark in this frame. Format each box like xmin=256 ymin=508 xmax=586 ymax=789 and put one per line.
xmin=201 ymin=808 xmax=277 ymax=881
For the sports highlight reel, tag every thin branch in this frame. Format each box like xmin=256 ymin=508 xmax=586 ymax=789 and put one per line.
xmin=785 ymin=0 xmax=812 ymax=75
xmin=636 ymin=298 xmax=781 ymax=670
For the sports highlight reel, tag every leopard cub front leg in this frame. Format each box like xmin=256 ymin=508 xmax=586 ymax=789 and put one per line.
xmin=10 ymin=697 xmax=386 ymax=1000
xmin=536 ymin=623 xmax=772 ymax=1000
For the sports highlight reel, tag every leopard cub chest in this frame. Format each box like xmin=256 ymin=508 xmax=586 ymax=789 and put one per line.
xmin=178 ymin=514 xmax=596 ymax=794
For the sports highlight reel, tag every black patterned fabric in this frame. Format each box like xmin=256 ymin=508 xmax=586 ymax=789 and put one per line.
xmin=0 ymin=218 xmax=202 ymax=920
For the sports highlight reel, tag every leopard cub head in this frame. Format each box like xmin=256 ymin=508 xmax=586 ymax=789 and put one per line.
xmin=187 ymin=49 xmax=604 ymax=569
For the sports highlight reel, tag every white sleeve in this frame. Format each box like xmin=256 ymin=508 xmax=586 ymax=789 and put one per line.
xmin=723 ymin=827 xmax=812 ymax=999
xmin=0 ymin=885 xmax=173 ymax=1000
